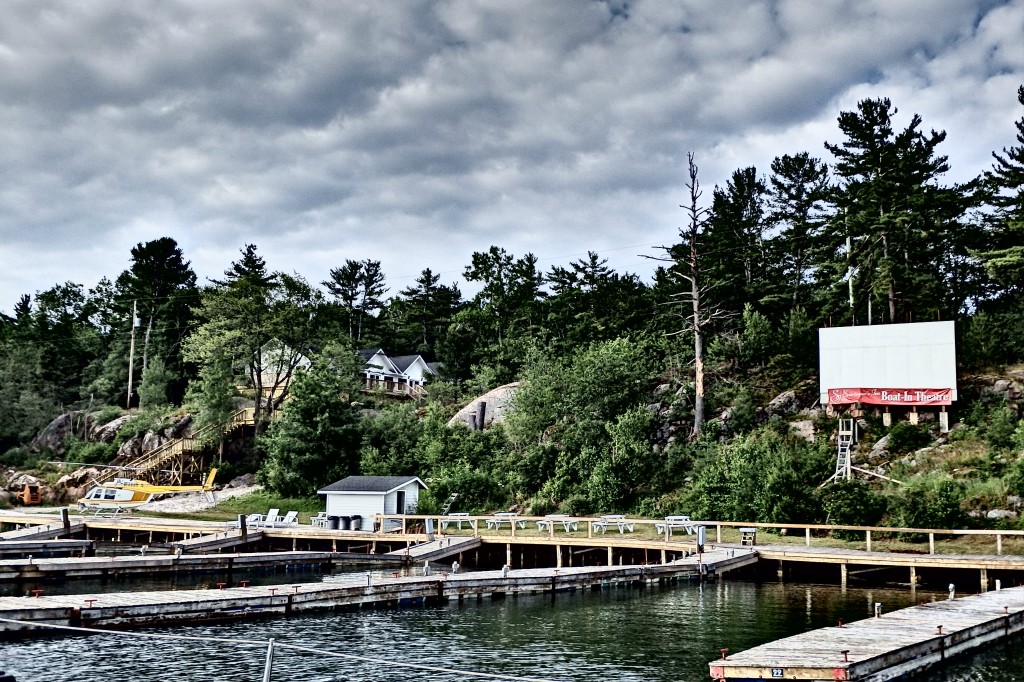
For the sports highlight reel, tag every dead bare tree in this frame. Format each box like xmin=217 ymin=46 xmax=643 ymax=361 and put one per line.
xmin=648 ymin=153 xmax=725 ymax=440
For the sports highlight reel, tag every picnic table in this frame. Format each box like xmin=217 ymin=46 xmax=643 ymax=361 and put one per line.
xmin=655 ymin=515 xmax=696 ymax=536
xmin=486 ymin=512 xmax=526 ymax=530
xmin=536 ymin=514 xmax=579 ymax=532
xmin=592 ymin=514 xmax=634 ymax=534
xmin=440 ymin=512 xmax=477 ymax=531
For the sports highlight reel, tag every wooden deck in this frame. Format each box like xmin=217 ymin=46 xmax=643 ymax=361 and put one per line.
xmin=0 ymin=550 xmax=337 ymax=582
xmin=0 ymin=548 xmax=756 ymax=636
xmin=0 ymin=540 xmax=94 ymax=559
xmin=386 ymin=536 xmax=482 ymax=561
xmin=753 ymin=543 xmax=1024 ymax=591
xmin=710 ymin=584 xmax=1024 ymax=680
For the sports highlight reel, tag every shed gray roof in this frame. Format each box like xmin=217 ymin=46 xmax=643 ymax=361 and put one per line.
xmin=318 ymin=475 xmax=426 ymax=494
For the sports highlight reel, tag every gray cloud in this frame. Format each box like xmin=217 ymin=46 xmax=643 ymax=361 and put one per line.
xmin=1 ymin=0 xmax=1022 ymax=306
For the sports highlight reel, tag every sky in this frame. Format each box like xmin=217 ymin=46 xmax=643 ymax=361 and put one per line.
xmin=1 ymin=0 xmax=1023 ymax=311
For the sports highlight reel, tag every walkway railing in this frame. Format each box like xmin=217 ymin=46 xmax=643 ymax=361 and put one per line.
xmin=373 ymin=514 xmax=1024 ymax=556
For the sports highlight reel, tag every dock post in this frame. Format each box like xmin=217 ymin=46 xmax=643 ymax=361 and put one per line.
xmin=262 ymin=638 xmax=275 ymax=682
xmin=928 ymin=533 xmax=935 ymax=555
xmin=910 ymin=566 xmax=917 ymax=587
xmin=556 ymin=545 xmax=563 ymax=568
xmin=661 ymin=549 xmax=667 ymax=564
xmin=506 ymin=544 xmax=512 ymax=568
xmin=997 ymin=534 xmax=1003 ymax=556
xmin=607 ymin=546 xmax=613 ymax=566
xmin=805 ymin=527 xmax=811 ymax=546
xmin=981 ymin=568 xmax=989 ymax=592
xmin=716 ymin=525 xmax=722 ymax=544
xmin=866 ymin=530 xmax=872 ymax=552
xmin=840 ymin=563 xmax=848 ymax=588
xmin=777 ymin=560 xmax=784 ymax=580
xmin=60 ymin=508 xmax=71 ymax=536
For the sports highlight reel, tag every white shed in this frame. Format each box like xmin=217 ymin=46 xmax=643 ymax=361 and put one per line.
xmin=317 ymin=476 xmax=427 ymax=527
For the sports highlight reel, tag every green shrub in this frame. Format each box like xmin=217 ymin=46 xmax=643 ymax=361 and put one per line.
xmin=985 ymin=406 xmax=1020 ymax=451
xmin=817 ymin=479 xmax=887 ymax=539
xmin=0 ymin=446 xmax=37 ymax=468
xmin=1007 ymin=456 xmax=1024 ymax=497
xmin=90 ymin=405 xmax=124 ymax=427
xmin=886 ymin=422 xmax=932 ymax=454
xmin=64 ymin=438 xmax=115 ymax=466
xmin=888 ymin=475 xmax=967 ymax=529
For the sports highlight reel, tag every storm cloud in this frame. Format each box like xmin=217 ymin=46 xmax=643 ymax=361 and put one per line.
xmin=1 ymin=0 xmax=1022 ymax=304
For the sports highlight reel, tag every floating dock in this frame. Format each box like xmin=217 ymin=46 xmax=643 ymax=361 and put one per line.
xmin=385 ymin=536 xmax=482 ymax=562
xmin=0 ymin=548 xmax=755 ymax=636
xmin=0 ymin=550 xmax=337 ymax=582
xmin=710 ymin=584 xmax=1024 ymax=680
xmin=0 ymin=540 xmax=94 ymax=560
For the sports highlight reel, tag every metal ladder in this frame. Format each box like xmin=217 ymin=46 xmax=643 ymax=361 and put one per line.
xmin=834 ymin=418 xmax=855 ymax=481
xmin=440 ymin=493 xmax=458 ymax=515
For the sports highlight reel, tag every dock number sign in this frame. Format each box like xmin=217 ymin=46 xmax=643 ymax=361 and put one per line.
xmin=771 ymin=669 xmax=784 ymax=678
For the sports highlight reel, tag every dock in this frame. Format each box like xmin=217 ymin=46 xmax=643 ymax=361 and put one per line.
xmin=0 ymin=550 xmax=337 ymax=582
xmin=170 ymin=529 xmax=266 ymax=554
xmin=0 ymin=519 xmax=84 ymax=541
xmin=386 ymin=536 xmax=482 ymax=562
xmin=0 ymin=548 xmax=755 ymax=636
xmin=0 ymin=540 xmax=94 ymax=559
xmin=710 ymin=584 xmax=1024 ymax=680
xmin=755 ymin=544 xmax=1024 ymax=592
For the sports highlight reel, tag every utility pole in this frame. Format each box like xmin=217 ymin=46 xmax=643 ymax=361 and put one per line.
xmin=126 ymin=300 xmax=138 ymax=409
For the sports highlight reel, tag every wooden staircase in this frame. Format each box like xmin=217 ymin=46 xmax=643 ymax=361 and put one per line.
xmin=94 ymin=408 xmax=257 ymax=486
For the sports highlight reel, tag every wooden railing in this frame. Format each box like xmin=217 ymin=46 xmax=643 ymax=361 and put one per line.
xmin=373 ymin=514 xmax=1024 ymax=556
xmin=94 ymin=408 xmax=257 ymax=485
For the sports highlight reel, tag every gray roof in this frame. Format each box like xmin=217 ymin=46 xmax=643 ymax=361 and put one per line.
xmin=390 ymin=354 xmax=423 ymax=373
xmin=318 ymin=475 xmax=426 ymax=494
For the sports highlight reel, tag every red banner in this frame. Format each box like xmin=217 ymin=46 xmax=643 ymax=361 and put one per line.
xmin=827 ymin=387 xmax=952 ymax=406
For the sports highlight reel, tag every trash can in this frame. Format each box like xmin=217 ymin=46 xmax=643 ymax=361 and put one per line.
xmin=349 ymin=514 xmax=362 ymax=532
xmin=339 ymin=515 xmax=351 ymax=531
xmin=328 ymin=515 xmax=340 ymax=530
xmin=740 ymin=527 xmax=757 ymax=546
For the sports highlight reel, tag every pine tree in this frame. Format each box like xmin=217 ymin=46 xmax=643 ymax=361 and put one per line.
xmin=979 ymin=85 xmax=1024 ymax=289
xmin=824 ymin=98 xmax=967 ymax=323
xmin=766 ymin=152 xmax=831 ymax=314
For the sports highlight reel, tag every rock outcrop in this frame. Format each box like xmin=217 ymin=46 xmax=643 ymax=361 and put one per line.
xmin=448 ymin=383 xmax=522 ymax=430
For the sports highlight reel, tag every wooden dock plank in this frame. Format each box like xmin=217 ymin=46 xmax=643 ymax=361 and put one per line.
xmin=0 ymin=549 xmax=755 ymax=636
xmin=710 ymin=586 xmax=1024 ymax=680
xmin=0 ymin=550 xmax=336 ymax=581
xmin=386 ymin=536 xmax=482 ymax=561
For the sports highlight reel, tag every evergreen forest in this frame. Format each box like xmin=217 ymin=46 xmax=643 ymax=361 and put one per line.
xmin=3 ymin=91 xmax=1024 ymax=530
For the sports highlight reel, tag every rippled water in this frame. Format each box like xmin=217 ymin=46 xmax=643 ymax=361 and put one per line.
xmin=1 ymin=579 xmax=1022 ymax=681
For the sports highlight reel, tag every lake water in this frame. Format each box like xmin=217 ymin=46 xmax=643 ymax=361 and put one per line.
xmin=1 ymin=578 xmax=1022 ymax=681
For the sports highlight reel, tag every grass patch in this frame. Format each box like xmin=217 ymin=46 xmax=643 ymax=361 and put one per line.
xmin=139 ymin=491 xmax=323 ymax=524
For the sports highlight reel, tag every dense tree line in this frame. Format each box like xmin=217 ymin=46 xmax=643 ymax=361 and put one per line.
xmin=2 ymin=90 xmax=1024 ymax=526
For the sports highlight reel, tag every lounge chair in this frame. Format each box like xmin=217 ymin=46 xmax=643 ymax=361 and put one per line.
xmin=226 ymin=512 xmax=264 ymax=531
xmin=310 ymin=511 xmax=329 ymax=528
xmin=261 ymin=508 xmax=281 ymax=528
xmin=267 ymin=510 xmax=299 ymax=528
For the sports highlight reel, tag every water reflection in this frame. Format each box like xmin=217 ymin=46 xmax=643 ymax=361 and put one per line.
xmin=1 ymin=580 xmax=1021 ymax=681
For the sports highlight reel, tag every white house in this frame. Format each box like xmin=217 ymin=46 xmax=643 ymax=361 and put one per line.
xmin=317 ymin=475 xmax=427 ymax=529
xmin=357 ymin=349 xmax=437 ymax=398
